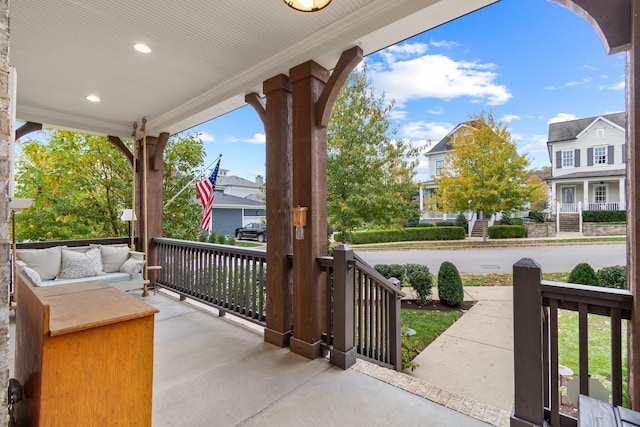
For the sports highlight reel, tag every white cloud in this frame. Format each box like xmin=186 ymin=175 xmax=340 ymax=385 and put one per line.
xmin=428 ymin=106 xmax=444 ymax=115
xmin=377 ymin=42 xmax=429 ymax=64
xmin=401 ymin=121 xmax=453 ymax=142
xmin=196 ymin=131 xmax=215 ymax=142
xmin=243 ymin=133 xmax=266 ymax=144
xmin=501 ymin=114 xmax=520 ymax=123
xmin=608 ymin=81 xmax=625 ymax=91
xmin=546 ymin=76 xmax=593 ymax=90
xmin=548 ymin=113 xmax=577 ymax=124
xmin=369 ymin=52 xmax=512 ymax=106
xmin=389 ymin=109 xmax=408 ymax=121
xmin=518 ymin=134 xmax=548 ymax=156
xmin=429 ymin=39 xmax=461 ymax=49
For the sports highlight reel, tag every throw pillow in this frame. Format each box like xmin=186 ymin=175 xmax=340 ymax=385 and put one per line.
xmin=119 ymin=257 xmax=145 ymax=277
xmin=58 ymin=248 xmax=105 ymax=279
xmin=99 ymin=245 xmax=131 ymax=273
xmin=22 ymin=266 xmax=42 ymax=286
xmin=16 ymin=246 xmax=64 ymax=280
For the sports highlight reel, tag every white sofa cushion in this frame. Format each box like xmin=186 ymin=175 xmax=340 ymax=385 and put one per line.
xmin=120 ymin=257 xmax=145 ymax=277
xmin=16 ymin=246 xmax=64 ymax=280
xmin=98 ymin=244 xmax=130 ymax=273
xmin=58 ymin=247 xmax=104 ymax=279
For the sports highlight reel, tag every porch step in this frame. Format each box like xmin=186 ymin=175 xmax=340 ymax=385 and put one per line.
xmin=471 ymin=220 xmax=488 ymax=237
xmin=558 ymin=214 xmax=580 ymax=232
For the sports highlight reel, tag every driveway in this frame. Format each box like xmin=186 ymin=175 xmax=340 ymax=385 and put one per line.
xmin=356 ymin=243 xmax=626 ymax=274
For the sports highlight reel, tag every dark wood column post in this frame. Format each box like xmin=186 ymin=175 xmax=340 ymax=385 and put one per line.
xmin=260 ymin=75 xmax=294 ymax=347
xmin=289 ymin=60 xmax=330 ymax=359
xmin=137 ymin=132 xmax=168 ymax=284
xmin=511 ymin=258 xmax=545 ymax=427
xmin=627 ymin=0 xmax=640 ymax=409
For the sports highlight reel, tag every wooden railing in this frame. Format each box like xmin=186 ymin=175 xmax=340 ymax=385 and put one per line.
xmin=318 ymin=245 xmax=404 ymax=371
xmin=153 ymin=237 xmax=267 ymax=327
xmin=511 ymin=258 xmax=633 ymax=427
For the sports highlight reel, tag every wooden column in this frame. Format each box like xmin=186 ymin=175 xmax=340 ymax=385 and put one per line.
xmin=289 ymin=61 xmax=329 ymax=359
xmin=137 ymin=133 xmax=168 ymax=281
xmin=261 ymin=75 xmax=294 ymax=347
xmin=628 ymin=0 xmax=640 ymax=409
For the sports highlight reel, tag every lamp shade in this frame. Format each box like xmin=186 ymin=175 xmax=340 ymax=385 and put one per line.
xmin=284 ymin=0 xmax=331 ymax=12
xmin=120 ymin=208 xmax=137 ymax=221
xmin=9 ymin=198 xmax=34 ymax=210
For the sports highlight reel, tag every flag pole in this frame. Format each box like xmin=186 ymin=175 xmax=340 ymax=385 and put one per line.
xmin=163 ymin=154 xmax=222 ymax=210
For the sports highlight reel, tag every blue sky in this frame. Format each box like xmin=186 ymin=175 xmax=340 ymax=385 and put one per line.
xmin=188 ymin=0 xmax=626 ymax=183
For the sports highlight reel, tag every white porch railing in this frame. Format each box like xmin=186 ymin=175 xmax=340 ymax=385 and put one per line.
xmin=587 ymin=202 xmax=621 ymax=211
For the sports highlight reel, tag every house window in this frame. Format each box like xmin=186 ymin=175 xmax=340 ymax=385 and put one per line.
xmin=594 ymin=185 xmax=607 ymax=204
xmin=596 ymin=128 xmax=605 ymax=139
xmin=435 ymin=160 xmax=444 ymax=176
xmin=562 ymin=150 xmax=574 ymax=168
xmin=593 ymin=146 xmax=607 ymax=165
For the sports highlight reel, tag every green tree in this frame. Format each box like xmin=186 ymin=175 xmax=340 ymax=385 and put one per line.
xmin=433 ymin=112 xmax=546 ymax=241
xmin=327 ymin=63 xmax=420 ymax=240
xmin=15 ymin=130 xmax=206 ymax=241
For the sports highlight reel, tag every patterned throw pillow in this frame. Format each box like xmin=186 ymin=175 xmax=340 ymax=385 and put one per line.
xmin=57 ymin=248 xmax=105 ymax=280
xmin=119 ymin=257 xmax=145 ymax=277
xmin=22 ymin=266 xmax=42 ymax=286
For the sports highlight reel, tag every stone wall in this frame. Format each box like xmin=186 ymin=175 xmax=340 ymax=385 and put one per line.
xmin=525 ymin=222 xmax=556 ymax=238
xmin=583 ymin=222 xmax=627 ymax=236
xmin=0 ymin=0 xmax=9 ymax=425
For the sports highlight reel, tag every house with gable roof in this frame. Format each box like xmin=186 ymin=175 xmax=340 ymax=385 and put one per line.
xmin=547 ymin=112 xmax=626 ymax=232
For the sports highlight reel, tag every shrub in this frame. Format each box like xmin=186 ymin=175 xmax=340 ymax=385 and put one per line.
xmin=582 ymin=210 xmax=626 ymax=223
xmin=568 ymin=263 xmax=599 ymax=286
xmin=414 ymin=223 xmax=434 ymax=227
xmin=349 ymin=226 xmax=465 ymax=244
xmin=511 ymin=218 xmax=523 ymax=226
xmin=437 ymin=261 xmax=464 ymax=307
xmin=208 ymin=232 xmax=218 ymax=243
xmin=405 ymin=264 xmax=433 ymax=304
xmin=597 ymin=265 xmax=627 ymax=289
xmin=216 ymin=233 xmax=226 ymax=244
xmin=528 ymin=210 xmax=546 ymax=224
xmin=496 ymin=216 xmax=512 ymax=225
xmin=455 ymin=213 xmax=468 ymax=230
xmin=374 ymin=264 xmax=405 ymax=281
xmin=488 ymin=225 xmax=525 ymax=238
xmin=435 ymin=221 xmax=455 ymax=227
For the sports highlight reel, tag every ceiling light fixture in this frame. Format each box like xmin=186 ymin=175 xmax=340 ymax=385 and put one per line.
xmin=134 ymin=43 xmax=152 ymax=54
xmin=86 ymin=95 xmax=101 ymax=102
xmin=284 ymin=0 xmax=331 ymax=12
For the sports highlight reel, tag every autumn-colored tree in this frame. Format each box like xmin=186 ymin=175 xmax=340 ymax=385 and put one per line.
xmin=15 ymin=130 xmax=206 ymax=241
xmin=433 ymin=112 xmax=547 ymax=240
xmin=328 ymin=63 xmax=420 ymax=239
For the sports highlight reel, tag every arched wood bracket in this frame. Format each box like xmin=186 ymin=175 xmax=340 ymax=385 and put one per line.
xmin=552 ymin=0 xmax=630 ymax=54
xmin=15 ymin=122 xmax=42 ymax=141
xmin=152 ymin=132 xmax=170 ymax=171
xmin=108 ymin=135 xmax=134 ymax=166
xmin=245 ymin=93 xmax=266 ymax=126
xmin=316 ymin=46 xmax=363 ymax=128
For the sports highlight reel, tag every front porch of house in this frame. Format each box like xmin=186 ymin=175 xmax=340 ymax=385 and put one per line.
xmin=550 ymin=176 xmax=627 ymax=214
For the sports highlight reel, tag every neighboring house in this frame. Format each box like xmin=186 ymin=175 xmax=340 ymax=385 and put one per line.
xmin=420 ymin=122 xmax=476 ymax=222
xmin=211 ymin=189 xmax=266 ymax=236
xmin=547 ymin=112 xmax=626 ymax=231
xmin=207 ymin=170 xmax=266 ymax=236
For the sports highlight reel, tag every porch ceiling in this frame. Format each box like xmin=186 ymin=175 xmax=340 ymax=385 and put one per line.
xmin=11 ymin=0 xmax=496 ymax=139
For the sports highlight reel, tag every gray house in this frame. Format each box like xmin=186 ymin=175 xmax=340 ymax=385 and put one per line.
xmin=211 ymin=189 xmax=266 ymax=236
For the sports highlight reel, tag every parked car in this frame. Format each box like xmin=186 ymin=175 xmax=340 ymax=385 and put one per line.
xmin=235 ymin=223 xmax=267 ymax=243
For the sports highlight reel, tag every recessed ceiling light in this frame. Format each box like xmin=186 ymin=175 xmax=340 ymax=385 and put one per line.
xmin=86 ymin=95 xmax=101 ymax=102
xmin=134 ymin=43 xmax=152 ymax=54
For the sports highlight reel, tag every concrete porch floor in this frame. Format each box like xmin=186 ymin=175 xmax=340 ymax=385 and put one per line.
xmin=139 ymin=289 xmax=494 ymax=426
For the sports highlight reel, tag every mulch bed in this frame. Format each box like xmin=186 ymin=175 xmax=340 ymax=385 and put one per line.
xmin=401 ymin=299 xmax=476 ymax=312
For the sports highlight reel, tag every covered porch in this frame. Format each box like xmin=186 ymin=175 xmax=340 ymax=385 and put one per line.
xmin=5 ymin=1 xmax=640 ymax=427
xmin=550 ymin=173 xmax=627 ymax=214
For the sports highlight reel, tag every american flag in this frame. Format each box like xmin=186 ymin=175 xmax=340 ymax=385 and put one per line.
xmin=196 ymin=159 xmax=221 ymax=231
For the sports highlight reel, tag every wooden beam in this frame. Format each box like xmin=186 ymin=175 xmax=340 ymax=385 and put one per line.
xmin=245 ymin=92 xmax=266 ymax=125
xmin=15 ymin=122 xmax=42 ymax=141
xmin=152 ymin=132 xmax=170 ymax=171
xmin=316 ymin=46 xmax=363 ymax=128
xmin=107 ymin=135 xmax=134 ymax=166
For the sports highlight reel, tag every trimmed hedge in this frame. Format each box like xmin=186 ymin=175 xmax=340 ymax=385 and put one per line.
xmin=487 ymin=225 xmax=525 ymax=239
xmin=528 ymin=210 xmax=546 ymax=224
xmin=435 ymin=221 xmax=455 ymax=227
xmin=597 ymin=265 xmax=627 ymax=289
xmin=349 ymin=226 xmax=465 ymax=244
xmin=583 ymin=210 xmax=626 ymax=223
xmin=568 ymin=263 xmax=599 ymax=286
xmin=437 ymin=261 xmax=464 ymax=307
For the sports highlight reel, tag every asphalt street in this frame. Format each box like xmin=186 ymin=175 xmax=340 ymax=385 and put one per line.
xmin=356 ymin=243 xmax=626 ymax=274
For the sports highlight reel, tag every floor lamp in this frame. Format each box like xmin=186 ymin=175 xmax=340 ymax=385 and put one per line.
xmin=120 ymin=208 xmax=137 ymax=250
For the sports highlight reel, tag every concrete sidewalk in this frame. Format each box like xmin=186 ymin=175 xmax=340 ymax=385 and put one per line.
xmin=407 ymin=286 xmax=514 ymax=420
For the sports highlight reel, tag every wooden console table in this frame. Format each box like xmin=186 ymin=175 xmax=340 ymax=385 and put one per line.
xmin=14 ymin=278 xmax=159 ymax=426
